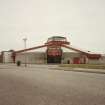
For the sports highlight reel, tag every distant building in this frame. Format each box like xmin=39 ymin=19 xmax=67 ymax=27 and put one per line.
xmin=0 ymin=36 xmax=105 ymax=64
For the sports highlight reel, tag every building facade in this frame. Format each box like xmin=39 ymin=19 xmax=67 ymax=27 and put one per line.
xmin=0 ymin=36 xmax=105 ymax=64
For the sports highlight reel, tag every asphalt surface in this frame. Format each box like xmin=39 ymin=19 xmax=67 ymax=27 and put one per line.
xmin=0 ymin=64 xmax=105 ymax=105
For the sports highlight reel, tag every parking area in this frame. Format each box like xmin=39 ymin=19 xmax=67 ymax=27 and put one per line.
xmin=0 ymin=64 xmax=105 ymax=105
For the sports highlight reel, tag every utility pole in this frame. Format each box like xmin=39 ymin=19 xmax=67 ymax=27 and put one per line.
xmin=23 ymin=38 xmax=27 ymax=67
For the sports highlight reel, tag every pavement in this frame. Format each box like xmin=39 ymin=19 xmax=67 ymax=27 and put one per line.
xmin=0 ymin=64 xmax=105 ymax=105
xmin=55 ymin=66 xmax=105 ymax=74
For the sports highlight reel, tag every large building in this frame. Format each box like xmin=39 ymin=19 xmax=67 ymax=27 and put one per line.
xmin=0 ymin=36 xmax=105 ymax=64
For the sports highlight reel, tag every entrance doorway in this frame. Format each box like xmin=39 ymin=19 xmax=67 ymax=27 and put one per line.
xmin=47 ymin=55 xmax=62 ymax=64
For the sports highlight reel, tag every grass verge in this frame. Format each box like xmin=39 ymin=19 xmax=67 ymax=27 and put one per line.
xmin=59 ymin=64 xmax=105 ymax=70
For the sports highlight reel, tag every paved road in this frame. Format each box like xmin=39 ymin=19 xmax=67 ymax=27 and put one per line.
xmin=0 ymin=64 xmax=105 ymax=105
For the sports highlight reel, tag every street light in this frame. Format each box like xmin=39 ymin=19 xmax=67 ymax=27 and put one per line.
xmin=23 ymin=38 xmax=27 ymax=67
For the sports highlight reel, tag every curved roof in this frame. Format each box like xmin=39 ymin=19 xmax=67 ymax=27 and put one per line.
xmin=46 ymin=36 xmax=70 ymax=45
xmin=47 ymin=36 xmax=67 ymax=42
xmin=49 ymin=36 xmax=66 ymax=39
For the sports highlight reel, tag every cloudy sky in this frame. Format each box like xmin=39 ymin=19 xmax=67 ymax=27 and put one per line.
xmin=0 ymin=0 xmax=105 ymax=53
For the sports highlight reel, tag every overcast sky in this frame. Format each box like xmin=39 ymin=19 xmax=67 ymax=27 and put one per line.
xmin=0 ymin=0 xmax=105 ymax=53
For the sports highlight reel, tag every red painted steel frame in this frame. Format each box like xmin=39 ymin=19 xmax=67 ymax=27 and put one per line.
xmin=12 ymin=39 xmax=101 ymax=63
xmin=62 ymin=45 xmax=101 ymax=59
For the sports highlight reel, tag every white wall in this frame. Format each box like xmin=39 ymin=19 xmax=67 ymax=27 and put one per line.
xmin=15 ymin=51 xmax=105 ymax=64
xmin=62 ymin=52 xmax=81 ymax=64
xmin=16 ymin=52 xmax=46 ymax=64
xmin=3 ymin=51 xmax=13 ymax=63
xmin=87 ymin=57 xmax=105 ymax=64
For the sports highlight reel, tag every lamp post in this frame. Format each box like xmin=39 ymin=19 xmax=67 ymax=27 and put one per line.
xmin=23 ymin=38 xmax=27 ymax=67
